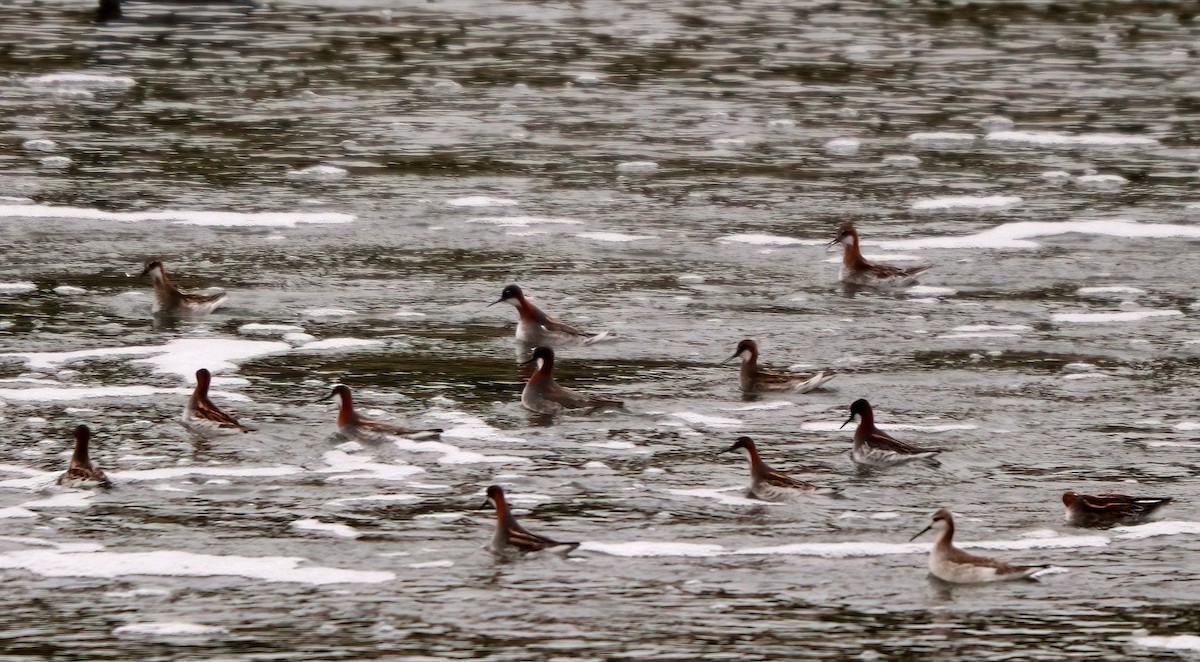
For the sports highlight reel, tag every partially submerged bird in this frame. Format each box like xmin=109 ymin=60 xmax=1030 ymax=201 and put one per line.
xmin=520 ymin=346 xmax=623 ymax=415
xmin=910 ymin=508 xmax=1051 ymax=583
xmin=723 ymin=339 xmax=835 ymax=394
xmin=139 ymin=258 xmax=228 ymax=317
xmin=841 ymin=399 xmax=944 ymax=468
xmin=721 ymin=436 xmax=837 ymax=501
xmin=828 ymin=222 xmax=932 ymax=287
xmin=182 ymin=368 xmax=252 ymax=433
xmin=1062 ymin=491 xmax=1171 ymax=528
xmin=58 ymin=424 xmax=111 ymax=488
xmin=489 ymin=284 xmax=611 ymax=348
xmin=480 ymin=485 xmax=580 ymax=560
xmin=318 ymin=384 xmax=442 ymax=441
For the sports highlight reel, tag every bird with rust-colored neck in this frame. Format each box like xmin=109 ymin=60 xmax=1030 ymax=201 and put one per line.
xmin=182 ymin=368 xmax=253 ymax=433
xmin=723 ymin=339 xmax=835 ymax=394
xmin=489 ymin=284 xmax=611 ymax=348
xmin=1062 ymin=491 xmax=1171 ymax=528
xmin=139 ymin=258 xmax=227 ymax=317
xmin=58 ymin=425 xmax=111 ymax=488
xmin=841 ymin=399 xmax=944 ymax=468
xmin=910 ymin=509 xmax=1050 ymax=583
xmin=721 ymin=437 xmax=838 ymax=501
xmin=318 ymin=384 xmax=441 ymax=442
xmin=520 ymin=347 xmax=623 ymax=415
xmin=480 ymin=484 xmax=579 ymax=560
xmin=828 ymin=223 xmax=932 ymax=287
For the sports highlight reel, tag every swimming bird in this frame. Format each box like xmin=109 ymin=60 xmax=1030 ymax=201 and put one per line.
xmin=841 ymin=399 xmax=944 ymax=468
xmin=57 ymin=424 xmax=111 ymax=487
xmin=489 ymin=284 xmax=611 ymax=347
xmin=910 ymin=508 xmax=1050 ymax=583
xmin=318 ymin=384 xmax=442 ymax=441
xmin=182 ymin=368 xmax=252 ymax=433
xmin=520 ymin=346 xmax=623 ymax=415
xmin=723 ymin=339 xmax=835 ymax=394
xmin=828 ymin=222 xmax=932 ymax=287
xmin=480 ymin=484 xmax=579 ymax=560
xmin=139 ymin=258 xmax=228 ymax=316
xmin=721 ymin=436 xmax=837 ymax=501
xmin=1062 ymin=491 xmax=1171 ymax=528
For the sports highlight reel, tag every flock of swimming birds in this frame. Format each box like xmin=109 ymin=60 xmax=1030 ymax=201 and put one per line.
xmin=45 ymin=222 xmax=1173 ymax=583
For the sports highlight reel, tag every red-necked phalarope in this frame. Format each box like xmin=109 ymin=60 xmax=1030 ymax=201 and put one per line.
xmin=318 ymin=384 xmax=442 ymax=441
xmin=139 ymin=259 xmax=228 ymax=317
xmin=828 ymin=222 xmax=932 ymax=287
xmin=721 ymin=436 xmax=837 ymax=501
xmin=723 ymin=339 xmax=836 ymax=394
xmin=910 ymin=508 xmax=1050 ymax=583
xmin=1062 ymin=491 xmax=1171 ymax=528
xmin=480 ymin=485 xmax=580 ymax=560
xmin=520 ymin=346 xmax=622 ymax=415
xmin=58 ymin=424 xmax=111 ymax=487
xmin=489 ymin=284 xmax=611 ymax=347
xmin=183 ymin=368 xmax=252 ymax=433
xmin=841 ymin=399 xmax=944 ymax=468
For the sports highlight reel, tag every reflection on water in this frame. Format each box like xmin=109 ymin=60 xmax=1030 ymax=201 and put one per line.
xmin=2 ymin=0 xmax=1200 ymax=659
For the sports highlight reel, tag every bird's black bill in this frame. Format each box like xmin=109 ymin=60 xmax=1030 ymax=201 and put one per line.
xmin=909 ymin=524 xmax=933 ymax=542
xmin=720 ymin=353 xmax=738 ymax=366
xmin=520 ymin=354 xmax=538 ymax=366
xmin=839 ymin=415 xmax=854 ymax=429
xmin=316 ymin=393 xmax=334 ymax=403
xmin=486 ymin=299 xmax=502 ymax=307
xmin=478 ymin=499 xmax=492 ymax=510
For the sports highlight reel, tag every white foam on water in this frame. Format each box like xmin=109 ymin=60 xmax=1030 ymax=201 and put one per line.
xmin=23 ymin=72 xmax=136 ymax=90
xmin=303 ymin=308 xmax=358 ymax=318
xmin=291 ymin=518 xmax=361 ymax=539
xmin=978 ymin=115 xmax=1014 ymax=132
xmin=801 ymin=421 xmax=975 ymax=433
xmin=52 ymin=285 xmax=86 ymax=295
xmin=1062 ymin=373 xmax=1110 ymax=381
xmin=391 ymin=438 xmax=528 ymax=465
xmin=910 ymin=196 xmax=1021 ymax=211
xmin=580 ymin=541 xmax=727 ymax=557
xmin=286 ymin=165 xmax=348 ymax=181
xmin=952 ymin=324 xmax=1032 ymax=333
xmin=724 ymin=401 xmax=794 ymax=412
xmin=667 ymin=487 xmax=776 ymax=507
xmin=881 ymin=154 xmax=921 ymax=168
xmin=327 ymin=494 xmax=421 ymax=507
xmin=712 ymin=138 xmax=747 ymax=149
xmin=132 ymin=338 xmax=292 ymax=381
xmin=1077 ymin=286 xmax=1146 ymax=296
xmin=0 ymin=386 xmax=198 ymax=403
xmin=1111 ymin=521 xmax=1200 ymax=541
xmin=40 ymin=157 xmax=72 ymax=169
xmin=20 ymin=492 xmax=94 ymax=510
xmin=1041 ymin=170 xmax=1073 ymax=184
xmin=0 ymin=547 xmax=391 ymax=584
xmin=616 ymin=161 xmax=659 ymax=173
xmin=576 ymin=232 xmax=657 ymax=242
xmin=104 ymin=588 xmax=171 ymax=598
xmin=406 ymin=560 xmax=453 ymax=569
xmin=318 ymin=450 xmax=425 ymax=482
xmin=881 ymin=219 xmax=1200 ymax=251
xmin=1052 ymin=310 xmax=1182 ymax=323
xmin=0 ymin=507 xmax=37 ymax=519
xmin=237 ymin=323 xmax=305 ymax=336
xmin=584 ymin=441 xmax=641 ymax=451
xmin=0 ymin=204 xmax=354 ymax=227
xmin=906 ymin=285 xmax=956 ymax=296
xmin=0 ymin=282 xmax=37 ymax=294
xmin=668 ymin=412 xmax=743 ymax=429
xmin=1075 ymin=174 xmax=1127 ymax=190
xmin=824 ymin=138 xmax=861 ymax=156
xmin=985 ymin=130 xmax=1158 ymax=148
xmin=428 ymin=410 xmax=526 ymax=444
xmin=22 ymin=139 xmax=57 ymax=152
xmin=468 ymin=216 xmax=582 ymax=227
xmin=718 ymin=233 xmax=820 ymax=246
xmin=445 ymin=196 xmax=518 ymax=207
xmin=1174 ymin=421 xmax=1200 ymax=431
xmin=108 ymin=466 xmax=299 ymax=482
xmin=114 ymin=622 xmax=226 ymax=638
xmin=1131 ymin=635 xmax=1200 ymax=652
xmin=906 ymin=132 xmax=977 ymax=147
xmin=297 ymin=338 xmax=385 ymax=351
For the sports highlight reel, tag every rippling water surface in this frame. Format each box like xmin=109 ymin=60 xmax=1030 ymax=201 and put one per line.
xmin=2 ymin=0 xmax=1199 ymax=658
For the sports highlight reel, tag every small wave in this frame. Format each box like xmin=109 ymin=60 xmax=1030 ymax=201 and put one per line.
xmin=576 ymin=232 xmax=656 ymax=242
xmin=1130 ymin=634 xmax=1200 ymax=653
xmin=290 ymin=518 xmax=361 ymax=539
xmin=23 ymin=72 xmax=136 ymax=90
xmin=910 ymin=195 xmax=1021 ymax=212
xmin=985 ymin=130 xmax=1158 ymax=148
xmin=468 ymin=216 xmax=583 ymax=227
xmin=0 ymin=282 xmax=37 ymax=294
xmin=114 ymin=622 xmax=227 ymax=638
xmin=1052 ymin=310 xmax=1181 ymax=323
xmin=718 ymin=233 xmax=817 ymax=246
xmin=616 ymin=161 xmax=659 ymax=173
xmin=286 ymin=165 xmax=348 ymax=181
xmin=907 ymin=132 xmax=976 ymax=147
xmin=882 ymin=219 xmax=1200 ymax=251
xmin=0 ymin=204 xmax=353 ymax=227
xmin=445 ymin=196 xmax=518 ymax=207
